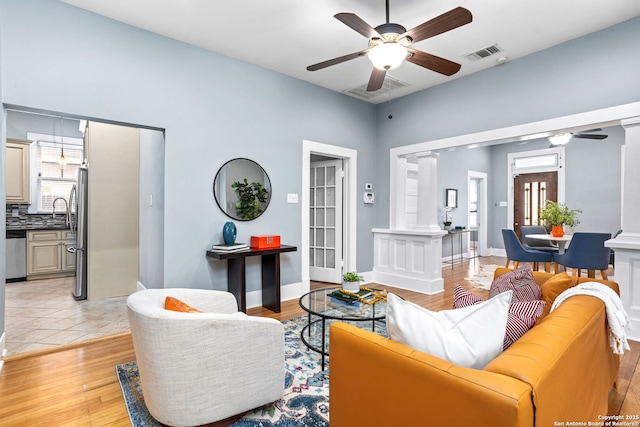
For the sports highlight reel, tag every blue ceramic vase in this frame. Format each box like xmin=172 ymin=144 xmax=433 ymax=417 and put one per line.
xmin=223 ymin=221 xmax=237 ymax=245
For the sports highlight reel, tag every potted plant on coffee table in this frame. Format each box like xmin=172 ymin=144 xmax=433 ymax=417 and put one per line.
xmin=538 ymin=200 xmax=581 ymax=237
xmin=342 ymin=271 xmax=363 ymax=293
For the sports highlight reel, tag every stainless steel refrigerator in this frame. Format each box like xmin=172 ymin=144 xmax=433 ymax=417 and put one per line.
xmin=69 ymin=164 xmax=88 ymax=300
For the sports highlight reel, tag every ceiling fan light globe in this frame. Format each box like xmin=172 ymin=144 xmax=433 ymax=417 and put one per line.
xmin=368 ymin=42 xmax=407 ymax=70
xmin=548 ymin=133 xmax=572 ymax=145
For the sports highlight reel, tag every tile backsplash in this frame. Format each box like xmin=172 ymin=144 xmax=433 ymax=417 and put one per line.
xmin=6 ymin=204 xmax=70 ymax=229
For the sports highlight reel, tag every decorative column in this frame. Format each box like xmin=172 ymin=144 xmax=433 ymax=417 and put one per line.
xmin=373 ymin=151 xmax=446 ymax=295
xmin=415 ymin=152 xmax=441 ymax=231
xmin=391 ymin=156 xmax=408 ymax=230
xmin=606 ymin=116 xmax=640 ymax=340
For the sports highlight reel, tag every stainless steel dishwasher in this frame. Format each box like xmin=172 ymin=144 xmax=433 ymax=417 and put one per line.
xmin=6 ymin=229 xmax=27 ymax=282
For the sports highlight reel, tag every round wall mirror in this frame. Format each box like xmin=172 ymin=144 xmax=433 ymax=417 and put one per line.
xmin=213 ymin=158 xmax=272 ymax=221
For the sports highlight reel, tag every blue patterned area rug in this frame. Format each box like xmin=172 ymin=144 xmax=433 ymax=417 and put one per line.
xmin=117 ymin=315 xmax=384 ymax=427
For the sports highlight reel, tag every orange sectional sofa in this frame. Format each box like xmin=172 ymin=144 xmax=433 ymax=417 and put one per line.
xmin=329 ymin=269 xmax=620 ymax=427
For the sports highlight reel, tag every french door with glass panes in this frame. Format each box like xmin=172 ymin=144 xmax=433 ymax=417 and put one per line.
xmin=310 ymin=159 xmax=343 ymax=283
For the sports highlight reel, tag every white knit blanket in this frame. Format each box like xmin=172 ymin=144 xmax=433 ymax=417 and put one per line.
xmin=551 ymin=282 xmax=631 ymax=355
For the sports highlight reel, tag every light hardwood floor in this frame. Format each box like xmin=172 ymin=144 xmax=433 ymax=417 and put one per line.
xmin=0 ymin=256 xmax=638 ymax=426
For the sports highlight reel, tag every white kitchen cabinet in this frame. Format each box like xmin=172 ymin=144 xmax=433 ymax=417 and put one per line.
xmin=62 ymin=231 xmax=76 ymax=272
xmin=27 ymin=230 xmax=76 ymax=277
xmin=6 ymin=138 xmax=31 ymax=204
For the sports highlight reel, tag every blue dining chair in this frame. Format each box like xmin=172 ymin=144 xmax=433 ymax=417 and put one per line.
xmin=521 ymin=225 xmax=559 ymax=253
xmin=553 ymin=232 xmax=612 ymax=280
xmin=502 ymin=229 xmax=554 ymax=271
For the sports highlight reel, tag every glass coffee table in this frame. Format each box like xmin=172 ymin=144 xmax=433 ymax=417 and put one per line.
xmin=298 ymin=287 xmax=388 ymax=370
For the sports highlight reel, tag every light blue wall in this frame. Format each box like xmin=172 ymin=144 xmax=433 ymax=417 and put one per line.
xmin=1 ymin=0 xmax=638 ymax=328
xmin=0 ymin=0 xmax=378 ymax=295
xmin=375 ymin=16 xmax=640 ymax=247
xmin=139 ymin=128 xmax=165 ymax=288
xmin=436 ymin=146 xmax=492 ymax=227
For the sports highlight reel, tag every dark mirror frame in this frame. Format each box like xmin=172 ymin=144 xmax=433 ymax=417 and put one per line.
xmin=213 ymin=158 xmax=272 ymax=221
xmin=445 ymin=188 xmax=458 ymax=208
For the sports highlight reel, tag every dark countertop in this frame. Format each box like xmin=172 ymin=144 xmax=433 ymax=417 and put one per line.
xmin=6 ymin=225 xmax=71 ymax=231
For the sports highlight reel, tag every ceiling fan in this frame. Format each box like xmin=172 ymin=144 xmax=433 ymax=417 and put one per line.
xmin=306 ymin=1 xmax=472 ymax=92
xmin=548 ymin=129 xmax=608 ymax=145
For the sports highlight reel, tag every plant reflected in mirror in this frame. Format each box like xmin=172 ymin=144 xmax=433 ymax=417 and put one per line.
xmin=213 ymin=158 xmax=272 ymax=221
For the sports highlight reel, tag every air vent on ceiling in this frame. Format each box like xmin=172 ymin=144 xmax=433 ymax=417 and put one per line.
xmin=464 ymin=44 xmax=503 ymax=62
xmin=343 ymin=76 xmax=410 ymax=101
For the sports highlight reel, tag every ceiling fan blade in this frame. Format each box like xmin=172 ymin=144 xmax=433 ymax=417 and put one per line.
xmin=572 ymin=134 xmax=608 ymax=140
xmin=367 ymin=68 xmax=386 ymax=92
xmin=576 ymin=128 xmax=603 ymax=133
xmin=406 ymin=48 xmax=461 ymax=76
xmin=307 ymin=50 xmax=368 ymax=71
xmin=335 ymin=13 xmax=382 ymax=39
xmin=403 ymin=7 xmax=472 ymax=44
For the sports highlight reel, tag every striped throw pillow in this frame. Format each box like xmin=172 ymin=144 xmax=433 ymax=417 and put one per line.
xmin=489 ymin=264 xmax=541 ymax=302
xmin=454 ymin=285 xmax=545 ymax=350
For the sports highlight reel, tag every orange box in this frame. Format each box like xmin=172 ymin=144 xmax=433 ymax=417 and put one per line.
xmin=250 ymin=235 xmax=281 ymax=249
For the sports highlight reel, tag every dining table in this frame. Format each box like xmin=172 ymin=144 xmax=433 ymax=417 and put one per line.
xmin=526 ymin=233 xmax=573 ymax=254
xmin=526 ymin=233 xmax=573 ymax=272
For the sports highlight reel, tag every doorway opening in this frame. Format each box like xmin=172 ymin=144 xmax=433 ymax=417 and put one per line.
xmin=507 ymin=147 xmax=565 ymax=237
xmin=3 ymin=107 xmax=165 ymax=356
xmin=468 ymin=171 xmax=488 ymax=256
xmin=513 ymin=171 xmax=558 ymax=238
xmin=309 ymin=156 xmax=344 ymax=284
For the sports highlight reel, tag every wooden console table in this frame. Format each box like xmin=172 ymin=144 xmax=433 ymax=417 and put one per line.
xmin=206 ymin=245 xmax=297 ymax=313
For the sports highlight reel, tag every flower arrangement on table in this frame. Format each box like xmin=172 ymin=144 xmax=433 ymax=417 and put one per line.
xmin=538 ymin=200 xmax=581 ymax=237
xmin=443 ymin=207 xmax=453 ymax=230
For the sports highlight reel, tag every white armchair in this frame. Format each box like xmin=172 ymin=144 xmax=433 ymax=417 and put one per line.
xmin=126 ymin=288 xmax=284 ymax=427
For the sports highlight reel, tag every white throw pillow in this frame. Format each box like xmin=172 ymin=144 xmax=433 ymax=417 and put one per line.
xmin=386 ymin=291 xmax=512 ymax=369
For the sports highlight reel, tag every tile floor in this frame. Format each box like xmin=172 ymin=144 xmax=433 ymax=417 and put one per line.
xmin=4 ymin=277 xmax=130 ymax=356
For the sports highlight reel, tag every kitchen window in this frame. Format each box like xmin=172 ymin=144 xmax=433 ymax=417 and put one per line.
xmin=27 ymin=133 xmax=84 ymax=213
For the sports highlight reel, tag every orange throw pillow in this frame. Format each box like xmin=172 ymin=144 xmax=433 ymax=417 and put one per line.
xmin=165 ymin=296 xmax=202 ymax=313
xmin=539 ymin=272 xmax=575 ymax=318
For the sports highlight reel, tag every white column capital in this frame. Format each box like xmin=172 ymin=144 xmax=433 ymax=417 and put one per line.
xmin=415 ymin=151 xmax=437 ymax=159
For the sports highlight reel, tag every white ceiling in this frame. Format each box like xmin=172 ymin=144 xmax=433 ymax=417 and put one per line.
xmin=60 ymin=0 xmax=640 ymax=104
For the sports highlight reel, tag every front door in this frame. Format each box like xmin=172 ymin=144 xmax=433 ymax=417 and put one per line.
xmin=309 ymin=159 xmax=343 ymax=284
xmin=513 ymin=171 xmax=558 ymax=238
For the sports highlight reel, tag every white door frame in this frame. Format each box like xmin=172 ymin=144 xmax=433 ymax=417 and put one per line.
xmin=506 ymin=147 xmax=565 ymax=231
xmin=302 ymin=140 xmax=357 ymax=295
xmin=468 ymin=171 xmax=488 ymax=256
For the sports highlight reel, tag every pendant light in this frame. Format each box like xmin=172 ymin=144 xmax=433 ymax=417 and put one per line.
xmin=59 ymin=116 xmax=67 ymax=169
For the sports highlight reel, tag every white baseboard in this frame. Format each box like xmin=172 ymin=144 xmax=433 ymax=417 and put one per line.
xmin=246 ymin=281 xmax=304 ymax=309
xmin=373 ymin=270 xmax=444 ymax=295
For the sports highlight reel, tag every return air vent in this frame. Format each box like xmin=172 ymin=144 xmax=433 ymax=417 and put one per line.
xmin=464 ymin=44 xmax=504 ymax=62
xmin=343 ymin=76 xmax=410 ymax=101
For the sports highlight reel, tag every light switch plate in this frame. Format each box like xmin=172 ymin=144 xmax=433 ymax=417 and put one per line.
xmin=287 ymin=193 xmax=299 ymax=203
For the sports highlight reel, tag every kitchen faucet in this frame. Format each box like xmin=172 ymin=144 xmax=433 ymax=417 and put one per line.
xmin=52 ymin=197 xmax=70 ymax=228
